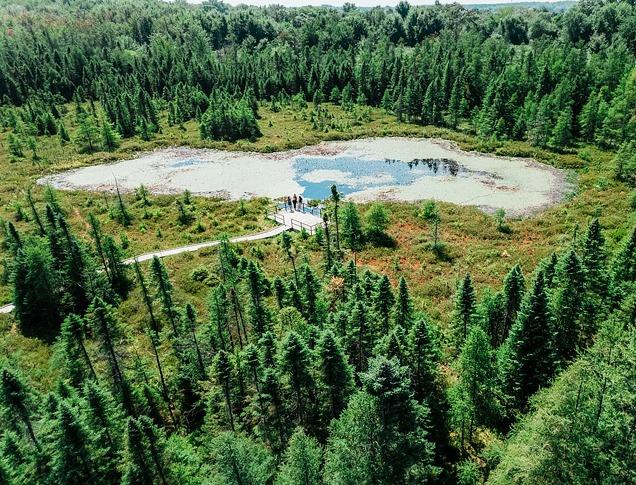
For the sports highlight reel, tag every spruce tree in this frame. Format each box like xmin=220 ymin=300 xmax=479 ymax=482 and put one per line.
xmin=450 ymin=327 xmax=500 ymax=450
xmin=393 ymin=276 xmax=414 ymax=330
xmin=375 ymin=274 xmax=395 ymax=334
xmin=551 ymin=249 xmax=585 ymax=365
xmin=452 ymin=273 xmax=477 ymax=348
xmin=279 ymin=331 xmax=314 ymax=426
xmin=0 ymin=369 xmax=39 ymax=449
xmin=150 ymin=256 xmax=179 ymax=336
xmin=316 ymin=328 xmax=354 ymax=419
xmin=214 ymin=349 xmax=235 ymax=431
xmin=330 ymin=185 xmax=341 ymax=253
xmin=500 ymin=271 xmax=555 ymax=411
xmin=101 ymin=118 xmax=120 ymax=151
xmin=361 ymin=357 xmax=437 ymax=482
xmin=341 ymin=202 xmax=364 ymax=258
xmin=50 ymin=400 xmax=94 ymax=483
xmin=12 ymin=240 xmax=61 ymax=336
xmin=87 ymin=298 xmax=135 ymax=415
xmin=209 ymin=432 xmax=274 ymax=485
xmin=275 ymin=427 xmax=322 ymax=485
xmin=501 ymin=264 xmax=525 ymax=346
xmin=59 ymin=314 xmax=98 ymax=385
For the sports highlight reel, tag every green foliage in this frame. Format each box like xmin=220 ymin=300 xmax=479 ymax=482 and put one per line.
xmin=200 ymin=95 xmax=261 ymax=142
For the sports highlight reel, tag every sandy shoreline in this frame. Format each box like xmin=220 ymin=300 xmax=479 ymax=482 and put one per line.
xmin=39 ymin=137 xmax=571 ymax=217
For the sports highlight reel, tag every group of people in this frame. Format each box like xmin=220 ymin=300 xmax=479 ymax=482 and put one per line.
xmin=286 ymin=193 xmax=304 ymax=212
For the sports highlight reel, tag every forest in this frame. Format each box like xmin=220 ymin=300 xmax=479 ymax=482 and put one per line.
xmin=0 ymin=0 xmax=635 ymax=484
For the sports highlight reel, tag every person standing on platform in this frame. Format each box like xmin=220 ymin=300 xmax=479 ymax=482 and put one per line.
xmin=292 ymin=194 xmax=298 ymax=211
xmin=298 ymin=194 xmax=304 ymax=211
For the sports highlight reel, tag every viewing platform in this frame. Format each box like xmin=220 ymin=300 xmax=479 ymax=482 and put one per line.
xmin=267 ymin=201 xmax=325 ymax=235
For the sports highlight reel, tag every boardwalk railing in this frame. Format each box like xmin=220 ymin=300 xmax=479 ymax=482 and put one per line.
xmin=266 ymin=210 xmax=286 ymax=225
xmin=290 ymin=218 xmax=321 ymax=235
xmin=277 ymin=200 xmax=323 ymax=218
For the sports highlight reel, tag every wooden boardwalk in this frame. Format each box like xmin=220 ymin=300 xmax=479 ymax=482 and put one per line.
xmin=0 ymin=205 xmax=327 ymax=315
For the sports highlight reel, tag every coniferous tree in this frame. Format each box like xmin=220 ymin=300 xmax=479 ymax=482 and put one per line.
xmin=87 ymin=298 xmax=135 ymax=415
xmin=50 ymin=400 xmax=95 ymax=483
xmin=214 ymin=349 xmax=235 ymax=431
xmin=330 ymin=185 xmax=341 ymax=253
xmin=452 ymin=273 xmax=477 ymax=349
xmin=209 ymin=432 xmax=274 ymax=485
xmin=341 ymin=202 xmax=364 ymax=259
xmin=450 ymin=327 xmax=501 ymax=450
xmin=59 ymin=314 xmax=98 ymax=386
xmin=393 ymin=276 xmax=414 ymax=330
xmin=551 ymin=249 xmax=585 ymax=365
xmin=279 ymin=331 xmax=314 ymax=426
xmin=101 ymin=118 xmax=120 ymax=151
xmin=500 ymin=271 xmax=555 ymax=411
xmin=0 ymin=369 xmax=40 ymax=449
xmin=501 ymin=264 xmax=525 ymax=346
xmin=316 ymin=328 xmax=354 ymax=420
xmin=360 ymin=356 xmax=437 ymax=482
xmin=375 ymin=274 xmax=395 ymax=334
xmin=12 ymin=240 xmax=61 ymax=336
xmin=275 ymin=427 xmax=322 ymax=485
xmin=74 ymin=114 xmax=99 ymax=153
xmin=150 ymin=256 xmax=179 ymax=336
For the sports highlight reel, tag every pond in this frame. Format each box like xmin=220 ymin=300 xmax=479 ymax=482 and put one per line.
xmin=40 ymin=137 xmax=570 ymax=217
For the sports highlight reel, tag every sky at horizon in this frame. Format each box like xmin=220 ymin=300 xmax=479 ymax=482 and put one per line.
xmin=183 ymin=0 xmax=569 ymax=7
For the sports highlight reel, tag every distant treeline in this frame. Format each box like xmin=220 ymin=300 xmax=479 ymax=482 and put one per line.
xmin=0 ymin=0 xmax=635 ymax=150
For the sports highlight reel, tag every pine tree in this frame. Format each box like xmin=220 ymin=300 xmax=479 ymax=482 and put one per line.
xmin=51 ymin=400 xmax=94 ymax=483
xmin=360 ymin=356 xmax=437 ymax=482
xmin=209 ymin=432 xmax=274 ymax=485
xmin=500 ymin=271 xmax=555 ymax=411
xmin=74 ymin=115 xmax=99 ymax=153
xmin=87 ymin=298 xmax=135 ymax=415
xmin=501 ymin=264 xmax=525 ymax=346
xmin=279 ymin=331 xmax=314 ymax=426
xmin=374 ymin=274 xmax=395 ymax=333
xmin=450 ymin=327 xmax=500 ymax=450
xmin=0 ymin=369 xmax=40 ymax=449
xmin=275 ymin=427 xmax=322 ymax=485
xmin=316 ymin=328 xmax=354 ymax=419
xmin=341 ymin=202 xmax=364 ymax=257
xmin=60 ymin=314 xmax=98 ymax=386
xmin=101 ymin=118 xmax=120 ymax=151
xmin=452 ymin=273 xmax=477 ymax=348
xmin=393 ymin=276 xmax=414 ymax=329
xmin=551 ymin=249 xmax=585 ymax=365
xmin=150 ymin=256 xmax=179 ymax=336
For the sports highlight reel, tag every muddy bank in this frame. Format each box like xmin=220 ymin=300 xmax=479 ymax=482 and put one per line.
xmin=39 ymin=137 xmax=571 ymax=217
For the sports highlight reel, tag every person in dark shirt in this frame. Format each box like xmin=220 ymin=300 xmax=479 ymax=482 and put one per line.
xmin=292 ymin=194 xmax=297 ymax=211
xmin=287 ymin=195 xmax=292 ymax=211
xmin=298 ymin=194 xmax=304 ymax=211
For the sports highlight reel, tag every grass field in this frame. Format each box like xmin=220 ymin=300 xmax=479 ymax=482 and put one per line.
xmin=1 ymin=101 xmax=634 ymax=388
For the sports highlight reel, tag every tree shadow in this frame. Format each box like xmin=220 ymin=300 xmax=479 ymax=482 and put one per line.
xmin=366 ymin=231 xmax=396 ymax=248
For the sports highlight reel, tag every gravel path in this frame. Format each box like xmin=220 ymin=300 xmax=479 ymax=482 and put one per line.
xmin=0 ymin=225 xmax=289 ymax=315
